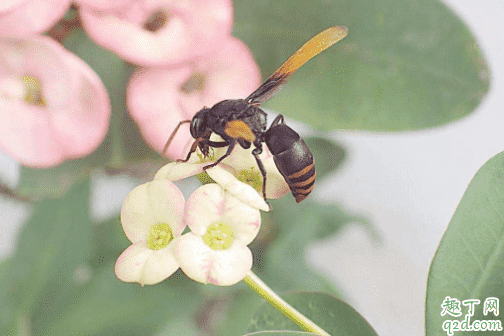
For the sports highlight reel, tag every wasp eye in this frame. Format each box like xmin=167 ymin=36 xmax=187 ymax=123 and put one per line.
xmin=190 ymin=108 xmax=210 ymax=138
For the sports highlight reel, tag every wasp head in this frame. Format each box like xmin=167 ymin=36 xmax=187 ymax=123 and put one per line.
xmin=190 ymin=107 xmax=210 ymax=139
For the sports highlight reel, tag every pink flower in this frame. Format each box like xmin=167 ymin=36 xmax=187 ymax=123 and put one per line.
xmin=0 ymin=0 xmax=71 ymax=36
xmin=175 ymin=183 xmax=260 ymax=286
xmin=79 ymin=0 xmax=233 ymax=66
xmin=127 ymin=36 xmax=261 ymax=159
xmin=115 ymin=179 xmax=186 ymax=286
xmin=0 ymin=35 xmax=110 ymax=167
xmin=75 ymin=0 xmax=132 ymax=11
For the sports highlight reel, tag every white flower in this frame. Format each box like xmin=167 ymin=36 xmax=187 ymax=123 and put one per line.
xmin=175 ymin=184 xmax=260 ymax=286
xmin=115 ymin=180 xmax=185 ymax=286
xmin=154 ymin=161 xmax=271 ymax=211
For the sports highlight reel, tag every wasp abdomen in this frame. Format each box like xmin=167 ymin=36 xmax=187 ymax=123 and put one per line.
xmin=265 ymin=124 xmax=316 ymax=203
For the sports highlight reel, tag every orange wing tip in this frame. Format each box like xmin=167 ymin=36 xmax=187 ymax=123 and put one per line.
xmin=330 ymin=25 xmax=348 ymax=37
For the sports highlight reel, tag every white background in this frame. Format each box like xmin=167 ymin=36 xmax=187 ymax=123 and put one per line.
xmin=0 ymin=1 xmax=503 ymax=335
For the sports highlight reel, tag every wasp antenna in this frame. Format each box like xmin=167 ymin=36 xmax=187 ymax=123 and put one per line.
xmin=162 ymin=119 xmax=191 ymax=157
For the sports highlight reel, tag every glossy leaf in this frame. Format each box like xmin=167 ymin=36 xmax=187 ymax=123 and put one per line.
xmin=426 ymin=151 xmax=504 ymax=335
xmin=43 ymin=267 xmax=199 ymax=335
xmin=1 ymin=179 xmax=92 ymax=334
xmin=248 ymin=291 xmax=377 ymax=335
xmin=234 ymin=0 xmax=489 ymax=131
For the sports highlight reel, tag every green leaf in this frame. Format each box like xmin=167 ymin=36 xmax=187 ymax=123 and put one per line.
xmin=304 ymin=137 xmax=345 ymax=181
xmin=252 ymin=197 xmax=374 ymax=296
xmin=426 ymin=151 xmax=504 ymax=335
xmin=39 ymin=215 xmax=200 ymax=335
xmin=247 ymin=291 xmax=377 ymax=335
xmin=245 ymin=332 xmax=317 ymax=335
xmin=234 ymin=0 xmax=489 ymax=131
xmin=2 ymin=179 xmax=93 ymax=334
xmin=1 ymin=200 xmax=200 ymax=335
xmin=42 ymin=267 xmax=200 ymax=336
xmin=216 ymin=288 xmax=264 ymax=336
xmin=0 ymin=258 xmax=14 ymax=332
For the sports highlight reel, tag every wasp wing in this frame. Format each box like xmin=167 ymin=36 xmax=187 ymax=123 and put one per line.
xmin=245 ymin=25 xmax=348 ymax=105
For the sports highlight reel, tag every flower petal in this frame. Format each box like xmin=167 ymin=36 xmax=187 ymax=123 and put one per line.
xmin=0 ymin=35 xmax=110 ymax=167
xmin=154 ymin=161 xmax=208 ymax=182
xmin=185 ymin=183 xmax=260 ymax=244
xmin=206 ymin=166 xmax=270 ymax=211
xmin=175 ymin=232 xmax=252 ymax=286
xmin=184 ymin=183 xmax=224 ymax=236
xmin=80 ymin=0 xmax=233 ymax=66
xmin=0 ymin=0 xmax=71 ymax=36
xmin=115 ymin=241 xmax=179 ymax=286
xmin=121 ymin=180 xmax=185 ymax=242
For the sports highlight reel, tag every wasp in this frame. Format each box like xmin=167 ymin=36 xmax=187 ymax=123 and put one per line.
xmin=163 ymin=26 xmax=348 ymax=203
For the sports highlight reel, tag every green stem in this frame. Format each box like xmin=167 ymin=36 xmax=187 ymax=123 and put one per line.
xmin=243 ymin=271 xmax=330 ymax=336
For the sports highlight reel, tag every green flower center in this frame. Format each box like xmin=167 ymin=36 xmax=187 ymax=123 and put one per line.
xmin=147 ymin=223 xmax=174 ymax=250
xmin=196 ymin=172 xmax=216 ymax=185
xmin=203 ymin=223 xmax=233 ymax=250
xmin=236 ymin=167 xmax=262 ymax=193
xmin=23 ymin=76 xmax=46 ymax=106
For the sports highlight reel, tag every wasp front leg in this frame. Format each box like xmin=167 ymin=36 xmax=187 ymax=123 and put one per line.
xmin=202 ymin=139 xmax=236 ymax=170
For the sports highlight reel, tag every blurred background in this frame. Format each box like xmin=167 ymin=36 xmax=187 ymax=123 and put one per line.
xmin=0 ymin=0 xmax=502 ymax=335
xmin=307 ymin=0 xmax=503 ymax=335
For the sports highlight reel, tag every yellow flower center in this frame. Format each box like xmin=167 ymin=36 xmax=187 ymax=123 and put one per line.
xmin=147 ymin=223 xmax=174 ymax=250
xmin=203 ymin=223 xmax=233 ymax=250
xmin=236 ymin=167 xmax=262 ymax=193
xmin=181 ymin=73 xmax=205 ymax=93
xmin=22 ymin=76 xmax=46 ymax=106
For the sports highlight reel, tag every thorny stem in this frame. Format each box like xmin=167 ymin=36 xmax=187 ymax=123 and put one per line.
xmin=243 ymin=271 xmax=330 ymax=336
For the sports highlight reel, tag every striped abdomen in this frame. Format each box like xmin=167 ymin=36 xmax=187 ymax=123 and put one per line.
xmin=265 ymin=122 xmax=316 ymax=203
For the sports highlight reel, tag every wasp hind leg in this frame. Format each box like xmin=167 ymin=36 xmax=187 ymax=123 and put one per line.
xmin=251 ymin=145 xmax=271 ymax=210
xmin=270 ymin=114 xmax=285 ymax=127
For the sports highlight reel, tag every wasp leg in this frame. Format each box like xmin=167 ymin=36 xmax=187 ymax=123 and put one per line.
xmin=251 ymin=145 xmax=271 ymax=209
xmin=177 ymin=138 xmax=202 ymax=163
xmin=270 ymin=114 xmax=285 ymax=127
xmin=203 ymin=139 xmax=236 ymax=170
xmin=207 ymin=140 xmax=229 ymax=148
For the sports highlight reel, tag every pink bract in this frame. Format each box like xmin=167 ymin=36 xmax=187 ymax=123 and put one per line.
xmin=0 ymin=35 xmax=110 ymax=167
xmin=127 ymin=36 xmax=261 ymax=160
xmin=79 ymin=0 xmax=233 ymax=66
xmin=75 ymin=0 xmax=133 ymax=11
xmin=0 ymin=0 xmax=71 ymax=36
